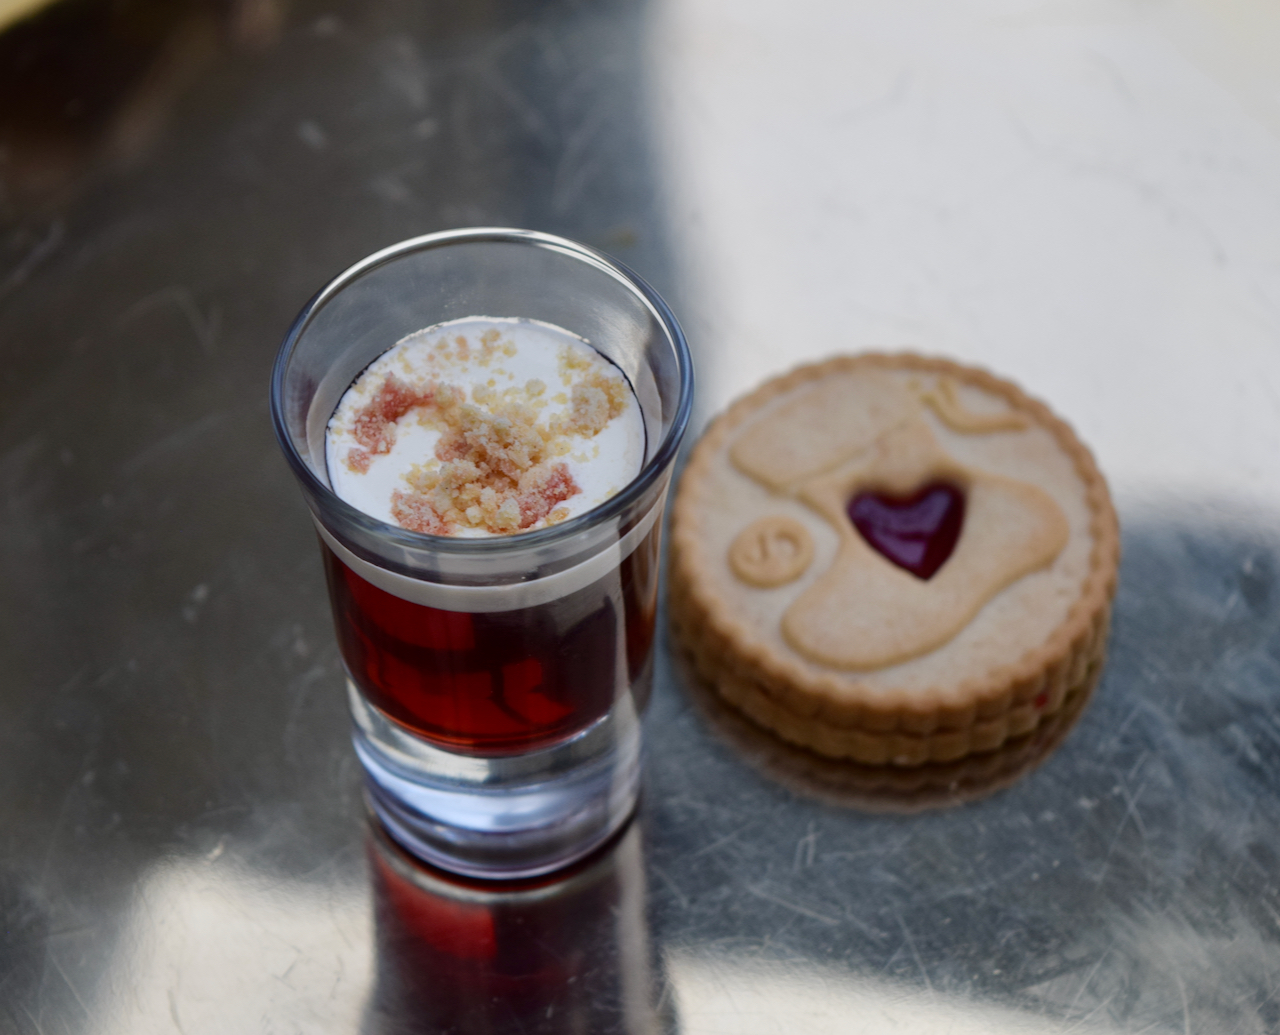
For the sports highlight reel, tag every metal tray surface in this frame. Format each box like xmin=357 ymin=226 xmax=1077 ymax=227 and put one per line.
xmin=1 ymin=1 xmax=1278 ymax=1032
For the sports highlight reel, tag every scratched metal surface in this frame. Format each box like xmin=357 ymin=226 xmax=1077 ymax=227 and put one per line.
xmin=2 ymin=0 xmax=1280 ymax=1032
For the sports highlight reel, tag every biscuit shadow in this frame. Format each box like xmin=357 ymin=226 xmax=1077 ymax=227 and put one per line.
xmin=670 ymin=642 xmax=1101 ymax=814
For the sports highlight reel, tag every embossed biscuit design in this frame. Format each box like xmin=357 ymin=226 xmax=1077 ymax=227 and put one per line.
xmin=670 ymin=354 xmax=1119 ymax=767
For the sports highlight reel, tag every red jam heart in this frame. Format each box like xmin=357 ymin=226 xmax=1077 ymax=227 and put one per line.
xmin=846 ymin=482 xmax=966 ymax=580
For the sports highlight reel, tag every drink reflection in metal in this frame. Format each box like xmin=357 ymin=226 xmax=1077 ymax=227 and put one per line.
xmin=271 ymin=228 xmax=693 ymax=878
xmin=365 ymin=816 xmax=657 ymax=1032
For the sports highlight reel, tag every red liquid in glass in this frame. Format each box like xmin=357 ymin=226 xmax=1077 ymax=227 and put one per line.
xmin=322 ymin=525 xmax=660 ymax=754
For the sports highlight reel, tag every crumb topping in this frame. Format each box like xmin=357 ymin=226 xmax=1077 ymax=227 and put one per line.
xmin=337 ymin=329 xmax=634 ymax=536
xmin=345 ymin=376 xmax=457 ymax=474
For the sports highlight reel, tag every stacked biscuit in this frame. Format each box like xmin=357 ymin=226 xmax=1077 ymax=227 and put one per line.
xmin=670 ymin=355 xmax=1119 ymax=769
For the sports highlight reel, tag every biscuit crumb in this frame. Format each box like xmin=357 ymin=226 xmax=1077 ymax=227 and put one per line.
xmin=346 ymin=333 xmax=631 ymax=535
xmin=345 ymin=375 xmax=445 ymax=473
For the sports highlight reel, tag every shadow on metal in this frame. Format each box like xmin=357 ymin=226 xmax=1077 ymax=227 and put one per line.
xmin=671 ymin=634 xmax=1101 ymax=815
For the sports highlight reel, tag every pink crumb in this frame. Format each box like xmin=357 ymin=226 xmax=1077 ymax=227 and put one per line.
xmin=351 ymin=375 xmax=437 ymax=456
xmin=434 ymin=434 xmax=469 ymax=463
xmin=518 ymin=464 xmax=580 ymax=528
xmin=346 ymin=447 xmax=371 ymax=473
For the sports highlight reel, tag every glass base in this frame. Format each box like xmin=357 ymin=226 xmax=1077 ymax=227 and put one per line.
xmin=349 ymin=681 xmax=642 ymax=879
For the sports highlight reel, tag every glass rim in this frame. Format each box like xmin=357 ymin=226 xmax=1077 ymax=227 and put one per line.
xmin=269 ymin=227 xmax=694 ymax=558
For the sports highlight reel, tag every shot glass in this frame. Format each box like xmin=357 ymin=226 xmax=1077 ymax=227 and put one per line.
xmin=270 ymin=228 xmax=693 ymax=878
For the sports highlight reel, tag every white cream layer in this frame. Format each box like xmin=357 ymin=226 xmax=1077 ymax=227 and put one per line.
xmin=325 ymin=317 xmax=646 ymax=536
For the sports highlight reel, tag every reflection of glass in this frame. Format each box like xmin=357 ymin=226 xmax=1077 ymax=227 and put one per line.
xmin=271 ymin=229 xmax=693 ymax=878
xmin=363 ymin=818 xmax=658 ymax=1035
